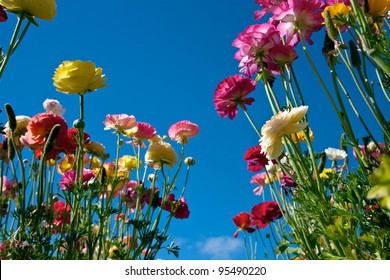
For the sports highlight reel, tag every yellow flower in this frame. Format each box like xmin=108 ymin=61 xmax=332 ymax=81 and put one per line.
xmin=368 ymin=0 xmax=390 ymax=17
xmin=53 ymin=60 xmax=107 ymax=94
xmin=119 ymin=155 xmax=141 ymax=171
xmin=290 ymin=128 xmax=314 ymax=143
xmin=320 ymin=168 xmax=333 ymax=179
xmin=260 ymin=106 xmax=308 ymax=160
xmin=145 ymin=141 xmax=177 ymax=169
xmin=322 ymin=3 xmax=352 ymax=27
xmin=0 ymin=0 xmax=56 ymax=20
xmin=85 ymin=141 xmax=107 ymax=159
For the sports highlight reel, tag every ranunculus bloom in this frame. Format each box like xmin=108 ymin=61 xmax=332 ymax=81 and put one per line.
xmin=280 ymin=174 xmax=298 ymax=195
xmin=368 ymin=0 xmax=390 ymax=17
xmin=125 ymin=122 xmax=156 ymax=147
xmin=322 ymin=3 xmax=352 ymax=28
xmin=103 ymin=114 xmax=137 ymax=134
xmin=1 ymin=176 xmax=15 ymax=198
xmin=162 ymin=194 xmax=190 ymax=219
xmin=232 ymin=23 xmax=281 ymax=76
xmin=119 ymin=155 xmax=140 ymax=171
xmin=260 ymin=106 xmax=308 ymax=160
xmin=232 ymin=212 xmax=256 ymax=238
xmin=145 ymin=142 xmax=177 ymax=169
xmin=0 ymin=0 xmax=56 ymax=20
xmin=20 ymin=112 xmax=69 ymax=158
xmin=4 ymin=115 xmax=30 ymax=145
xmin=263 ymin=44 xmax=298 ymax=73
xmin=244 ymin=145 xmax=269 ymax=172
xmin=168 ymin=120 xmax=199 ymax=144
xmin=251 ymin=201 xmax=283 ymax=229
xmin=59 ymin=169 xmax=96 ymax=191
xmin=53 ymin=60 xmax=107 ymax=94
xmin=273 ymin=0 xmax=325 ymax=46
xmin=85 ymin=141 xmax=107 ymax=159
xmin=67 ymin=128 xmax=90 ymax=153
xmin=325 ymin=147 xmax=347 ymax=161
xmin=0 ymin=5 xmax=8 ymax=21
xmin=43 ymin=99 xmax=65 ymax=115
xmin=214 ymin=75 xmax=256 ymax=120
xmin=51 ymin=200 xmax=71 ymax=234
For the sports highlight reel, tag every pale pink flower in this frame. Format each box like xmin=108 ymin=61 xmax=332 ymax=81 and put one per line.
xmin=232 ymin=23 xmax=281 ymax=77
xmin=273 ymin=0 xmax=325 ymax=46
xmin=125 ymin=122 xmax=156 ymax=147
xmin=168 ymin=120 xmax=199 ymax=144
xmin=43 ymin=99 xmax=65 ymax=115
xmin=254 ymin=0 xmax=288 ymax=20
xmin=103 ymin=114 xmax=137 ymax=134
xmin=1 ymin=176 xmax=15 ymax=198
xmin=250 ymin=172 xmax=268 ymax=195
xmin=214 ymin=74 xmax=256 ymax=120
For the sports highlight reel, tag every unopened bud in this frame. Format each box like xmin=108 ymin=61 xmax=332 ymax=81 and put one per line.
xmin=148 ymin=174 xmax=157 ymax=182
xmin=184 ymin=157 xmax=196 ymax=166
xmin=4 ymin=103 xmax=16 ymax=132
xmin=349 ymin=40 xmax=361 ymax=69
xmin=73 ymin=119 xmax=85 ymax=129
xmin=7 ymin=138 xmax=15 ymax=160
xmin=324 ymin=10 xmax=339 ymax=41
xmin=43 ymin=124 xmax=61 ymax=155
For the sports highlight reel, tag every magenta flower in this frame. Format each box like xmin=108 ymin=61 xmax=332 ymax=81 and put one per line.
xmin=59 ymin=169 xmax=96 ymax=191
xmin=103 ymin=114 xmax=137 ymax=134
xmin=162 ymin=194 xmax=190 ymax=219
xmin=251 ymin=201 xmax=283 ymax=229
xmin=273 ymin=0 xmax=325 ymax=46
xmin=214 ymin=75 xmax=256 ymax=120
xmin=254 ymin=0 xmax=288 ymax=20
xmin=232 ymin=23 xmax=281 ymax=77
xmin=244 ymin=145 xmax=269 ymax=172
xmin=264 ymin=44 xmax=298 ymax=73
xmin=168 ymin=120 xmax=199 ymax=144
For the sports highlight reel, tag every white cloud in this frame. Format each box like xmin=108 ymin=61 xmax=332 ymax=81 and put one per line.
xmin=196 ymin=236 xmax=242 ymax=259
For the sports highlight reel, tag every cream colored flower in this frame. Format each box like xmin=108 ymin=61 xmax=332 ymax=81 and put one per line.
xmin=325 ymin=147 xmax=347 ymax=161
xmin=53 ymin=60 xmax=107 ymax=94
xmin=260 ymin=106 xmax=308 ymax=160
xmin=0 ymin=0 xmax=56 ymax=20
xmin=4 ymin=115 xmax=30 ymax=145
xmin=85 ymin=141 xmax=107 ymax=159
xmin=145 ymin=142 xmax=177 ymax=169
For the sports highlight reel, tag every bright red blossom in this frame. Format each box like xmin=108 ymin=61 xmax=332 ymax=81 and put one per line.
xmin=244 ymin=145 xmax=269 ymax=172
xmin=214 ymin=75 xmax=256 ymax=120
xmin=251 ymin=201 xmax=283 ymax=229
xmin=232 ymin=212 xmax=256 ymax=238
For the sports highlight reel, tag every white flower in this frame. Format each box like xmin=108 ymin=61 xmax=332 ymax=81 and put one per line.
xmin=43 ymin=99 xmax=65 ymax=115
xmin=325 ymin=147 xmax=347 ymax=161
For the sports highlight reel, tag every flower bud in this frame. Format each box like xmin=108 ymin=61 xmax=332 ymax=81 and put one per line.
xmin=73 ymin=119 xmax=85 ymax=129
xmin=7 ymin=138 xmax=15 ymax=160
xmin=148 ymin=174 xmax=157 ymax=182
xmin=184 ymin=157 xmax=196 ymax=166
xmin=349 ymin=40 xmax=361 ymax=69
xmin=43 ymin=124 xmax=61 ymax=155
xmin=324 ymin=10 xmax=339 ymax=41
xmin=4 ymin=103 xmax=16 ymax=132
xmin=367 ymin=141 xmax=378 ymax=154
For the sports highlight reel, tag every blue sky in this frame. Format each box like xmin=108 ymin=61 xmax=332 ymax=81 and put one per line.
xmin=1 ymin=0 xmax=386 ymax=260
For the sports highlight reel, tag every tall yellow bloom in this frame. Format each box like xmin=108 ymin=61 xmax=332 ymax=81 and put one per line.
xmin=260 ymin=106 xmax=308 ymax=160
xmin=145 ymin=142 xmax=177 ymax=169
xmin=53 ymin=60 xmax=107 ymax=94
xmin=322 ymin=3 xmax=351 ymax=27
xmin=0 ymin=0 xmax=56 ymax=20
xmin=368 ymin=0 xmax=390 ymax=17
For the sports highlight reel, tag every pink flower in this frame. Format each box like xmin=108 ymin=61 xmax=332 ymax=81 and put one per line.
xmin=51 ymin=200 xmax=71 ymax=234
xmin=244 ymin=145 xmax=269 ymax=172
xmin=162 ymin=194 xmax=190 ymax=219
xmin=119 ymin=180 xmax=144 ymax=210
xmin=43 ymin=99 xmax=65 ymax=115
xmin=232 ymin=23 xmax=281 ymax=76
xmin=263 ymin=44 xmax=298 ymax=73
xmin=251 ymin=201 xmax=283 ymax=229
xmin=1 ymin=176 xmax=15 ymax=198
xmin=273 ymin=0 xmax=325 ymax=46
xmin=125 ymin=122 xmax=156 ymax=147
xmin=168 ymin=120 xmax=199 ymax=144
xmin=214 ymin=75 xmax=256 ymax=120
xmin=103 ymin=114 xmax=137 ymax=134
xmin=254 ymin=0 xmax=288 ymax=20
xmin=250 ymin=172 xmax=268 ymax=195
xmin=59 ymin=169 xmax=96 ymax=191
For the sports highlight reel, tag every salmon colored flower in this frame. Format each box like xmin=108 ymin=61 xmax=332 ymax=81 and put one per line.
xmin=260 ymin=106 xmax=308 ymax=160
xmin=53 ymin=60 xmax=107 ymax=94
xmin=103 ymin=114 xmax=136 ymax=134
xmin=244 ymin=145 xmax=270 ymax=172
xmin=145 ymin=141 xmax=177 ymax=169
xmin=214 ymin=75 xmax=256 ymax=120
xmin=232 ymin=212 xmax=256 ymax=238
xmin=0 ymin=0 xmax=56 ymax=20
xmin=251 ymin=201 xmax=283 ymax=229
xmin=168 ymin=120 xmax=199 ymax=144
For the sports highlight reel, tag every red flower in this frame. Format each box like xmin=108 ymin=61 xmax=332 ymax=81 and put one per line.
xmin=0 ymin=6 xmax=7 ymax=22
xmin=67 ymin=128 xmax=90 ymax=153
xmin=244 ymin=145 xmax=269 ymax=172
xmin=232 ymin=212 xmax=256 ymax=238
xmin=162 ymin=194 xmax=190 ymax=219
xmin=51 ymin=201 xmax=71 ymax=234
xmin=251 ymin=201 xmax=283 ymax=229
xmin=214 ymin=75 xmax=256 ymax=120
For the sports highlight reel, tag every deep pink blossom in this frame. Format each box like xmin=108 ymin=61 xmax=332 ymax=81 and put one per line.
xmin=59 ymin=169 xmax=96 ymax=191
xmin=214 ymin=75 xmax=256 ymax=120
xmin=273 ymin=0 xmax=325 ymax=46
xmin=254 ymin=0 xmax=288 ymax=20
xmin=263 ymin=44 xmax=298 ymax=73
xmin=162 ymin=194 xmax=190 ymax=219
xmin=244 ymin=145 xmax=269 ymax=172
xmin=232 ymin=23 xmax=281 ymax=76
xmin=251 ymin=201 xmax=283 ymax=229
xmin=168 ymin=120 xmax=199 ymax=144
